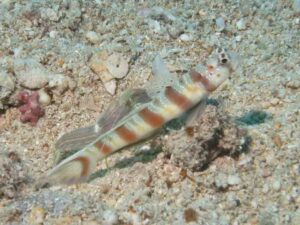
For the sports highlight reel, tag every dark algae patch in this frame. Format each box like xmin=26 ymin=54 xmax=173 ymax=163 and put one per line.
xmin=235 ymin=110 xmax=270 ymax=125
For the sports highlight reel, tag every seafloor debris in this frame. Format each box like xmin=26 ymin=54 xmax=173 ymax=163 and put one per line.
xmin=16 ymin=91 xmax=45 ymax=126
xmin=0 ymin=151 xmax=27 ymax=200
xmin=37 ymin=89 xmax=51 ymax=106
xmin=13 ymin=58 xmax=75 ymax=95
xmin=162 ymin=104 xmax=248 ymax=172
xmin=235 ymin=110 xmax=269 ymax=125
xmin=0 ymin=70 xmax=15 ymax=110
xmin=14 ymin=58 xmax=49 ymax=89
xmin=89 ymin=51 xmax=129 ymax=95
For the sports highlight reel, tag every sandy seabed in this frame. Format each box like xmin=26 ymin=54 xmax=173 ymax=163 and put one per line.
xmin=0 ymin=0 xmax=299 ymax=224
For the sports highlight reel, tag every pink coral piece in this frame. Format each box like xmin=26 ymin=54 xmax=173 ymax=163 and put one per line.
xmin=17 ymin=91 xmax=45 ymax=126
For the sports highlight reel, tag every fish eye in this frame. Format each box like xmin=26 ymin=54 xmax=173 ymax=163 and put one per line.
xmin=221 ymin=58 xmax=228 ymax=64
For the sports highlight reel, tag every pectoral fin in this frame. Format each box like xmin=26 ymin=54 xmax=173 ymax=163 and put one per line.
xmin=185 ymin=99 xmax=207 ymax=127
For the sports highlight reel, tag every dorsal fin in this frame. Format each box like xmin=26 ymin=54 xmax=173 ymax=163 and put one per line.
xmin=146 ymin=55 xmax=178 ymax=96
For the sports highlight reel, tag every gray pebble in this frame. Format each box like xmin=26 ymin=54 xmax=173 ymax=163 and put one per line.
xmin=262 ymin=184 xmax=269 ymax=194
xmin=148 ymin=19 xmax=162 ymax=33
xmin=86 ymin=31 xmax=100 ymax=44
xmin=179 ymin=33 xmax=194 ymax=42
xmin=216 ymin=17 xmax=226 ymax=31
xmin=215 ymin=173 xmax=229 ymax=189
xmin=14 ymin=58 xmax=49 ymax=89
xmin=227 ymin=175 xmax=241 ymax=186
xmin=291 ymin=187 xmax=299 ymax=198
xmin=235 ymin=35 xmax=242 ymax=42
xmin=272 ymin=179 xmax=281 ymax=191
xmin=102 ymin=209 xmax=118 ymax=225
xmin=0 ymin=71 xmax=15 ymax=101
xmin=49 ymin=30 xmax=58 ymax=38
xmin=42 ymin=8 xmax=60 ymax=22
xmin=225 ymin=193 xmax=240 ymax=209
xmin=236 ymin=18 xmax=246 ymax=30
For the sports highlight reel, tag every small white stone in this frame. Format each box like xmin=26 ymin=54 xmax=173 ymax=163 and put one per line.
xmin=235 ymin=35 xmax=242 ymax=42
xmin=179 ymin=33 xmax=193 ymax=42
xmin=48 ymin=74 xmax=74 ymax=95
xmin=227 ymin=175 xmax=241 ymax=186
xmin=216 ymin=17 xmax=226 ymax=31
xmin=86 ymin=31 xmax=100 ymax=44
xmin=49 ymin=30 xmax=57 ymax=38
xmin=14 ymin=58 xmax=49 ymax=89
xmin=105 ymin=53 xmax=129 ymax=79
xmin=236 ymin=18 xmax=246 ymax=30
xmin=251 ymin=200 xmax=258 ymax=209
xmin=102 ymin=209 xmax=118 ymax=225
xmin=104 ymin=79 xmax=117 ymax=95
xmin=38 ymin=89 xmax=51 ymax=106
xmin=272 ymin=180 xmax=281 ymax=191
xmin=148 ymin=19 xmax=161 ymax=33
xmin=262 ymin=184 xmax=269 ymax=194
xmin=291 ymin=187 xmax=299 ymax=198
xmin=0 ymin=71 xmax=15 ymax=99
xmin=44 ymin=8 xmax=59 ymax=21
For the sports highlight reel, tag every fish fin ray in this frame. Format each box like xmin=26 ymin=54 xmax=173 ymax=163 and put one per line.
xmin=185 ymin=99 xmax=207 ymax=127
xmin=146 ymin=55 xmax=178 ymax=96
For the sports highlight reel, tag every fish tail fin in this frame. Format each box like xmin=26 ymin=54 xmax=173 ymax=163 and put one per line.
xmin=40 ymin=148 xmax=98 ymax=187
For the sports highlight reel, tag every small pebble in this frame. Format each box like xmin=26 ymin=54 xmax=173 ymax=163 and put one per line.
xmin=148 ymin=19 xmax=162 ymax=33
xmin=262 ymin=184 xmax=269 ymax=194
xmin=227 ymin=175 xmax=241 ymax=186
xmin=284 ymin=214 xmax=291 ymax=223
xmin=102 ymin=209 xmax=118 ymax=225
xmin=184 ymin=208 xmax=198 ymax=223
xmin=215 ymin=174 xmax=229 ymax=189
xmin=86 ymin=31 xmax=100 ymax=44
xmin=291 ymin=187 xmax=299 ymax=198
xmin=14 ymin=58 xmax=49 ymax=89
xmin=43 ymin=8 xmax=59 ymax=22
xmin=38 ymin=89 xmax=51 ymax=106
xmin=272 ymin=180 xmax=281 ymax=191
xmin=0 ymin=71 xmax=15 ymax=100
xmin=270 ymin=98 xmax=280 ymax=106
xmin=104 ymin=79 xmax=117 ymax=95
xmin=216 ymin=17 xmax=226 ymax=31
xmin=49 ymin=30 xmax=57 ymax=38
xmin=225 ymin=193 xmax=240 ymax=209
xmin=251 ymin=200 xmax=258 ymax=209
xmin=106 ymin=53 xmax=129 ymax=79
xmin=293 ymin=164 xmax=300 ymax=174
xmin=48 ymin=74 xmax=74 ymax=95
xmin=235 ymin=35 xmax=242 ymax=42
xmin=236 ymin=18 xmax=246 ymax=30
xmin=179 ymin=33 xmax=193 ymax=42
xmin=89 ymin=51 xmax=129 ymax=83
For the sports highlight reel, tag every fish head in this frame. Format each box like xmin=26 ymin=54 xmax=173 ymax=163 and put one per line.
xmin=196 ymin=48 xmax=238 ymax=90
